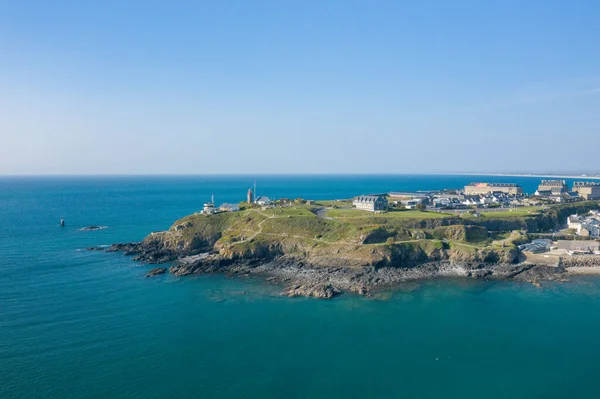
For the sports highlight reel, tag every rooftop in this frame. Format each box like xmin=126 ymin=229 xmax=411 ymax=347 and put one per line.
xmin=467 ymin=182 xmax=520 ymax=187
xmin=353 ymin=195 xmax=386 ymax=203
xmin=574 ymin=182 xmax=600 ymax=187
xmin=539 ymin=180 xmax=567 ymax=186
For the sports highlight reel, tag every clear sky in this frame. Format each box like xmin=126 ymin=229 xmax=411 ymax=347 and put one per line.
xmin=1 ymin=0 xmax=599 ymax=175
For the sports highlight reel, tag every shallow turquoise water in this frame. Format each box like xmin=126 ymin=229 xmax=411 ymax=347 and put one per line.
xmin=2 ymin=175 xmax=600 ymax=398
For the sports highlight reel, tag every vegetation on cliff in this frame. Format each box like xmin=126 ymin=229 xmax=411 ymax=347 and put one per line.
xmin=113 ymin=200 xmax=600 ymax=299
xmin=134 ymin=200 xmax=600 ymax=268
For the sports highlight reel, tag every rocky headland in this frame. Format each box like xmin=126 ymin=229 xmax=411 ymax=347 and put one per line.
xmin=98 ymin=200 xmax=600 ymax=298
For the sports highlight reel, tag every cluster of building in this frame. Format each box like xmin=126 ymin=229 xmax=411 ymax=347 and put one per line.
xmin=199 ymin=178 xmax=600 ymax=215
xmin=380 ymin=180 xmax=600 ymax=212
xmin=200 ymin=195 xmax=239 ymax=215
xmin=463 ymin=180 xmax=600 ymax=204
xmin=352 ymin=186 xmax=526 ymax=212
xmin=567 ymin=210 xmax=600 ymax=238
xmin=200 ymin=187 xmax=274 ymax=215
xmin=532 ymin=180 xmax=598 ymax=203
xmin=388 ymin=183 xmax=529 ymax=211
xmin=247 ymin=188 xmax=273 ymax=206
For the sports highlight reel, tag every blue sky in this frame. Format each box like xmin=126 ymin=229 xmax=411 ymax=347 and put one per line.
xmin=1 ymin=0 xmax=599 ymax=174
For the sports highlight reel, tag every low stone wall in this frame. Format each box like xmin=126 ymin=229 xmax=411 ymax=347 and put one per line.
xmin=561 ymin=255 xmax=600 ymax=268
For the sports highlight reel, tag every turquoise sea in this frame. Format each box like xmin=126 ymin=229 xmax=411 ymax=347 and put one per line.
xmin=3 ymin=175 xmax=600 ymax=398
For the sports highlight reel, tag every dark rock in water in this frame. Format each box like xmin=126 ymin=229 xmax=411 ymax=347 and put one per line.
xmin=107 ymin=235 xmax=574 ymax=299
xmin=86 ymin=246 xmax=107 ymax=251
xmin=146 ymin=267 xmax=167 ymax=278
xmin=513 ymin=265 xmax=565 ymax=284
xmin=108 ymin=242 xmax=181 ymax=264
xmin=281 ymin=283 xmax=342 ymax=299
xmin=107 ymin=243 xmax=141 ymax=253
xmin=79 ymin=226 xmax=108 ymax=231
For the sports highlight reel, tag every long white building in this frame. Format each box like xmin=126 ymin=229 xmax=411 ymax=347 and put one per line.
xmin=352 ymin=195 xmax=388 ymax=212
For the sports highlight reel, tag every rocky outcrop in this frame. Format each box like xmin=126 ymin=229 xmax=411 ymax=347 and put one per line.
xmin=107 ymin=241 xmax=181 ymax=264
xmin=512 ymin=265 xmax=568 ymax=286
xmin=432 ymin=225 xmax=488 ymax=242
xmin=448 ymin=246 xmax=519 ymax=264
xmin=86 ymin=246 xmax=107 ymax=251
xmin=146 ymin=267 xmax=167 ymax=277
xmin=281 ymin=283 xmax=342 ymax=299
xmin=161 ymin=255 xmax=557 ymax=298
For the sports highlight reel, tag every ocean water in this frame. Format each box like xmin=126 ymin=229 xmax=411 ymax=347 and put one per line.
xmin=2 ymin=175 xmax=600 ymax=398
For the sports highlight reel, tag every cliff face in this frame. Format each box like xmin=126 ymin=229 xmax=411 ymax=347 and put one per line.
xmin=126 ymin=210 xmax=521 ymax=269
xmin=124 ymin=201 xmax=600 ymax=268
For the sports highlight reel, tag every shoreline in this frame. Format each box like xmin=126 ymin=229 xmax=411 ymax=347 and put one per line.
xmin=100 ymin=199 xmax=600 ymax=299
xmin=103 ymin=244 xmax=580 ymax=299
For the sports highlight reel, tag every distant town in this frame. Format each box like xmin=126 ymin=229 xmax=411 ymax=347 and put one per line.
xmin=196 ymin=179 xmax=600 ymax=245
xmin=200 ymin=179 xmax=600 ymax=213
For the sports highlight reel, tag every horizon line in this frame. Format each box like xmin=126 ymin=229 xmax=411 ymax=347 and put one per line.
xmin=1 ymin=172 xmax=600 ymax=179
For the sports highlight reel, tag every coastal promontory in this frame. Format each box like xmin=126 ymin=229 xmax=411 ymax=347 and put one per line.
xmin=107 ymin=200 xmax=600 ymax=298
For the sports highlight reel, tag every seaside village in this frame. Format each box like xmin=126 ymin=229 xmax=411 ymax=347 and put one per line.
xmin=198 ymin=180 xmax=600 ymax=257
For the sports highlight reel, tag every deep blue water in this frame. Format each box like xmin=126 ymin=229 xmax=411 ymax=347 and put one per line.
xmin=2 ymin=175 xmax=600 ymax=398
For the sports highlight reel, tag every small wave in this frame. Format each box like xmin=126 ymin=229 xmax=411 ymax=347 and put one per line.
xmin=78 ymin=226 xmax=108 ymax=231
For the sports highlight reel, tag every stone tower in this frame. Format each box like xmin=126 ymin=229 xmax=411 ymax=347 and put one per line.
xmin=247 ymin=188 xmax=253 ymax=204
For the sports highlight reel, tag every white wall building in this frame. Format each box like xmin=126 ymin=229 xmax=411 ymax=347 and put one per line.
xmin=353 ymin=195 xmax=388 ymax=212
xmin=255 ymin=196 xmax=272 ymax=205
xmin=567 ymin=213 xmax=600 ymax=237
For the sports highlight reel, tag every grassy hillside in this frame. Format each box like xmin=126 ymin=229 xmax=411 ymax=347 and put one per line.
xmin=140 ymin=200 xmax=599 ymax=269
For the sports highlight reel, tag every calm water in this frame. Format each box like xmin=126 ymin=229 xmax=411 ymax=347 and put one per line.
xmin=2 ymin=175 xmax=600 ymax=398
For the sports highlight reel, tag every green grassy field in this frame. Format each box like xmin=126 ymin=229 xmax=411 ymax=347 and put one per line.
xmin=258 ymin=206 xmax=316 ymax=217
xmin=461 ymin=206 xmax=544 ymax=218
xmin=313 ymin=200 xmax=353 ymax=208
xmin=326 ymin=208 xmax=454 ymax=219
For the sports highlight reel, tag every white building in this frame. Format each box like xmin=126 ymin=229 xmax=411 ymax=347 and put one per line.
xmin=353 ymin=195 xmax=388 ymax=212
xmin=201 ymin=198 xmax=217 ymax=214
xmin=400 ymin=198 xmax=426 ymax=209
xmin=567 ymin=213 xmax=600 ymax=237
xmin=255 ymin=196 xmax=272 ymax=205
xmin=567 ymin=215 xmax=581 ymax=229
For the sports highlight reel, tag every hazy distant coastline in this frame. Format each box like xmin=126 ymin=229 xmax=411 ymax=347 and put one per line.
xmin=436 ymin=173 xmax=600 ymax=180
